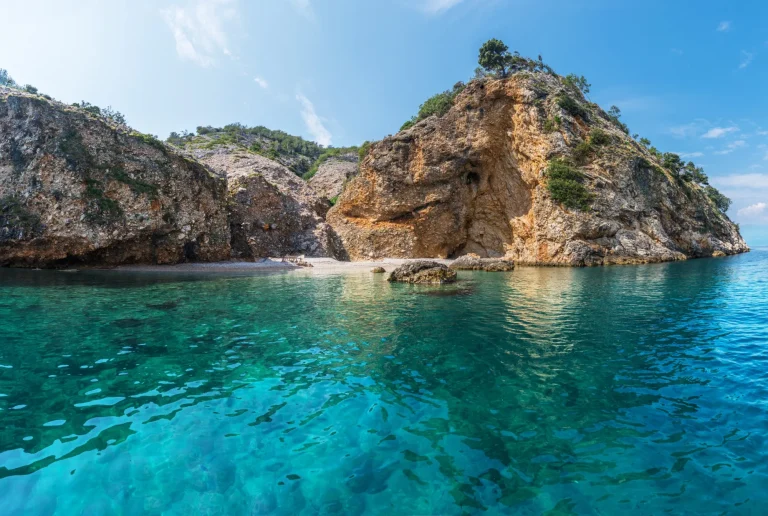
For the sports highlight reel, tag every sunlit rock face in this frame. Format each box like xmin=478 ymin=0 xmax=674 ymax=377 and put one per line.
xmin=0 ymin=89 xmax=230 ymax=267
xmin=328 ymin=75 xmax=748 ymax=265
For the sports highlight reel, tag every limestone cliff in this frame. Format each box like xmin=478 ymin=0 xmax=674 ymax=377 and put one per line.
xmin=328 ymin=74 xmax=748 ymax=265
xmin=0 ymin=88 xmax=230 ymax=267
xmin=308 ymin=153 xmax=359 ymax=201
xmin=189 ymin=148 xmax=346 ymax=259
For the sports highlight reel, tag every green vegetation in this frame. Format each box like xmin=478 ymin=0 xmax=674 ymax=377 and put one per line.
xmin=358 ymin=141 xmax=372 ymax=161
xmin=0 ymin=68 xmax=17 ymax=88
xmin=83 ymin=179 xmax=123 ymax=224
xmin=705 ymin=185 xmax=731 ymax=213
xmin=58 ymin=128 xmax=93 ymax=171
xmin=302 ymin=147 xmax=359 ymax=180
xmin=477 ymin=39 xmax=555 ymax=78
xmin=545 ymin=159 xmax=592 ymax=210
xmin=557 ymin=94 xmax=587 ymax=119
xmin=109 ymin=167 xmax=159 ymax=197
xmin=132 ymin=132 xmax=166 ymax=152
xmin=0 ymin=195 xmax=41 ymax=240
xmin=401 ymin=82 xmax=466 ymax=130
xmin=71 ymin=101 xmax=127 ymax=126
xmin=589 ymin=128 xmax=610 ymax=146
xmin=23 ymin=84 xmax=38 ymax=94
xmin=606 ymin=105 xmax=629 ymax=134
xmin=329 ymin=195 xmax=339 ymax=206
xmin=543 ymin=116 xmax=561 ymax=133
xmin=562 ymin=74 xmax=591 ymax=96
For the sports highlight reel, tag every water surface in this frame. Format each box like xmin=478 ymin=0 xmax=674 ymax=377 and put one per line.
xmin=1 ymin=252 xmax=767 ymax=514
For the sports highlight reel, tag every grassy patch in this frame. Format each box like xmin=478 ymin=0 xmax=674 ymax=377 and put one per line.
xmin=546 ymin=159 xmax=592 ymax=210
xmin=83 ymin=179 xmax=123 ymax=224
xmin=543 ymin=115 xmax=561 ymax=133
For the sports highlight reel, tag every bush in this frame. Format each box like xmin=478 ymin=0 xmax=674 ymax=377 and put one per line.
xmin=557 ymin=94 xmax=587 ymax=119
xmin=589 ymin=128 xmax=610 ymax=146
xmin=705 ymin=186 xmax=731 ymax=213
xmin=23 ymin=84 xmax=38 ymax=94
xmin=573 ymin=141 xmax=592 ymax=164
xmin=563 ymin=74 xmax=590 ymax=95
xmin=546 ymin=159 xmax=592 ymax=210
xmin=400 ymin=82 xmax=466 ymax=131
xmin=358 ymin=141 xmax=372 ymax=161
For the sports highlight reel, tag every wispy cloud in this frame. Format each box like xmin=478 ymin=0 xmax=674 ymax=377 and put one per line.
xmin=296 ymin=93 xmax=332 ymax=146
xmin=702 ymin=126 xmax=739 ymax=139
xmin=421 ymin=0 xmax=465 ymax=14
xmin=738 ymin=202 xmax=767 ymax=218
xmin=714 ymin=140 xmax=747 ymax=155
xmin=739 ymin=51 xmax=754 ymax=69
xmin=162 ymin=0 xmax=237 ymax=67
xmin=670 ymin=48 xmax=684 ymax=56
xmin=675 ymin=151 xmax=704 ymax=158
xmin=716 ymin=21 xmax=731 ymax=32
xmin=253 ymin=76 xmax=268 ymax=89
xmin=668 ymin=121 xmax=707 ymax=138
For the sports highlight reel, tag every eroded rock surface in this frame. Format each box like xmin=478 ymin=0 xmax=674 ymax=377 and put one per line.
xmin=0 ymin=89 xmax=230 ymax=267
xmin=387 ymin=261 xmax=457 ymax=284
xmin=191 ymin=149 xmax=347 ymax=259
xmin=328 ymin=75 xmax=748 ymax=265
xmin=308 ymin=153 xmax=359 ymax=200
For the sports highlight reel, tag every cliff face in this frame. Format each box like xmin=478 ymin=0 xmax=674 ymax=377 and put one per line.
xmin=308 ymin=153 xmax=359 ymax=201
xmin=0 ymin=89 xmax=230 ymax=267
xmin=190 ymin=148 xmax=346 ymax=259
xmin=328 ymin=74 xmax=748 ymax=265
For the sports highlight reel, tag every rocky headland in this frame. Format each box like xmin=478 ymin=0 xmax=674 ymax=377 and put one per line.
xmin=0 ymin=48 xmax=749 ymax=269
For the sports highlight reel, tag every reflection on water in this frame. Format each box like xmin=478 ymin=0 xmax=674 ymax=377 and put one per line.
xmin=1 ymin=252 xmax=767 ymax=514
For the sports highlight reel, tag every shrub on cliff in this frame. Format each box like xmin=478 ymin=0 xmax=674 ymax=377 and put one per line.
xmin=557 ymin=94 xmax=587 ymax=119
xmin=705 ymin=186 xmax=731 ymax=213
xmin=546 ymin=160 xmax=592 ymax=210
xmin=0 ymin=68 xmax=17 ymax=88
xmin=400 ymin=82 xmax=466 ymax=130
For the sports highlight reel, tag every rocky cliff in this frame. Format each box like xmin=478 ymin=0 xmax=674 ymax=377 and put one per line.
xmin=328 ymin=74 xmax=748 ymax=265
xmin=190 ymin=148 xmax=346 ymax=259
xmin=0 ymin=88 xmax=230 ymax=267
xmin=308 ymin=152 xmax=359 ymax=201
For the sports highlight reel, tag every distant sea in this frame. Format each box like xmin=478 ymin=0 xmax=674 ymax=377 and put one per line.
xmin=1 ymin=251 xmax=766 ymax=514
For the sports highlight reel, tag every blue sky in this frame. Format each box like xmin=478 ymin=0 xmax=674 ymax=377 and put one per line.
xmin=2 ymin=0 xmax=768 ymax=245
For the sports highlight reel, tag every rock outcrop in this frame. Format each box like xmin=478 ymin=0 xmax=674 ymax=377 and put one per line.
xmin=0 ymin=89 xmax=230 ymax=267
xmin=328 ymin=74 xmax=748 ymax=265
xmin=308 ymin=153 xmax=359 ymax=200
xmin=190 ymin=148 xmax=346 ymax=260
xmin=387 ymin=261 xmax=457 ymax=284
xmin=450 ymin=254 xmax=514 ymax=271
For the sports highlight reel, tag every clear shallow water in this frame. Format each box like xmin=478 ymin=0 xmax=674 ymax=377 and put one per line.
xmin=1 ymin=252 xmax=767 ymax=515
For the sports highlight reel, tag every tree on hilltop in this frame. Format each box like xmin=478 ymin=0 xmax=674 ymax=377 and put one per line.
xmin=478 ymin=39 xmax=512 ymax=77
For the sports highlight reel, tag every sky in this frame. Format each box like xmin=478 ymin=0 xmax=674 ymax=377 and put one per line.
xmin=1 ymin=0 xmax=768 ymax=245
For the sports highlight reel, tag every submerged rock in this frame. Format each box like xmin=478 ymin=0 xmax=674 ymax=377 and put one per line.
xmin=450 ymin=254 xmax=515 ymax=271
xmin=387 ymin=261 xmax=457 ymax=284
xmin=328 ymin=74 xmax=748 ymax=265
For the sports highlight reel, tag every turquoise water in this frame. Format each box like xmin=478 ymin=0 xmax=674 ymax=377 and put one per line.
xmin=1 ymin=252 xmax=767 ymax=515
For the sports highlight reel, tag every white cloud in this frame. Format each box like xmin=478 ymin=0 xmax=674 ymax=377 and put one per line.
xmin=715 ymin=174 xmax=768 ymax=189
xmin=253 ymin=76 xmax=268 ymax=89
xmin=668 ymin=121 xmax=706 ymax=138
xmin=739 ymin=51 xmax=754 ymax=69
xmin=162 ymin=0 xmax=237 ymax=67
xmin=296 ymin=93 xmax=332 ymax=146
xmin=757 ymin=130 xmax=768 ymax=136
xmin=676 ymin=152 xmax=704 ymax=158
xmin=421 ymin=0 xmax=465 ymax=14
xmin=702 ymin=126 xmax=739 ymax=139
xmin=738 ymin=202 xmax=767 ymax=218
xmin=714 ymin=140 xmax=747 ymax=155
xmin=716 ymin=21 xmax=731 ymax=32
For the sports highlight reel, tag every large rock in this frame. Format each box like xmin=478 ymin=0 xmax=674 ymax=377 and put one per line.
xmin=387 ymin=261 xmax=457 ymax=284
xmin=328 ymin=75 xmax=748 ymax=265
xmin=191 ymin=149 xmax=346 ymax=259
xmin=308 ymin=153 xmax=359 ymax=200
xmin=450 ymin=254 xmax=514 ymax=271
xmin=0 ymin=89 xmax=230 ymax=267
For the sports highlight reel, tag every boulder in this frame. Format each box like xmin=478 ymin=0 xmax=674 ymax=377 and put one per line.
xmin=371 ymin=266 xmax=386 ymax=273
xmin=450 ymin=254 xmax=515 ymax=271
xmin=387 ymin=261 xmax=457 ymax=284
